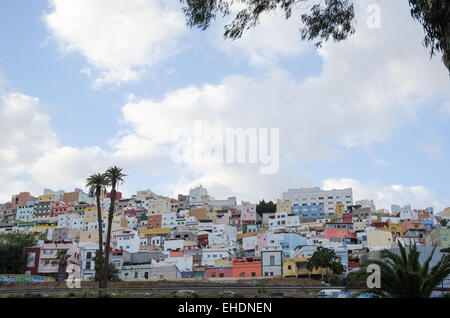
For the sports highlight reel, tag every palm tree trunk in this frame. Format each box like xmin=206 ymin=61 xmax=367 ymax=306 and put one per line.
xmin=103 ymin=187 xmax=116 ymax=289
xmin=96 ymin=192 xmax=103 ymax=289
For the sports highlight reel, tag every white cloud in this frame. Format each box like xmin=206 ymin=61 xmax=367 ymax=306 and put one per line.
xmin=28 ymin=146 xmax=111 ymax=190
xmin=0 ymin=91 xmax=58 ymax=201
xmin=373 ymin=158 xmax=390 ymax=167
xmin=111 ymin=0 xmax=449 ymax=204
xmin=43 ymin=0 xmax=186 ymax=86
xmin=212 ymin=6 xmax=310 ymax=67
xmin=322 ymin=178 xmax=450 ymax=211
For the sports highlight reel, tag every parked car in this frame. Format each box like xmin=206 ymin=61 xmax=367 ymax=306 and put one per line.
xmin=315 ymin=289 xmax=344 ymax=298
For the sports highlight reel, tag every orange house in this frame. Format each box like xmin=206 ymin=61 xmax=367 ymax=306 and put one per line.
xmin=324 ymin=222 xmax=353 ymax=239
xmin=232 ymin=256 xmax=262 ymax=278
xmin=147 ymin=214 xmax=162 ymax=229
xmin=189 ymin=208 xmax=208 ymax=221
xmin=400 ymin=220 xmax=423 ymax=234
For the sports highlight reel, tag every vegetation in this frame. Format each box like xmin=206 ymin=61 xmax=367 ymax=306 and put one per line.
xmin=306 ymin=246 xmax=344 ymax=284
xmin=102 ymin=166 xmax=126 ymax=289
xmin=179 ymin=0 xmax=450 ymax=73
xmin=256 ymin=282 xmax=267 ymax=294
xmin=348 ymin=243 xmax=450 ymax=298
xmin=86 ymin=173 xmax=109 ymax=288
xmin=56 ymin=249 xmax=70 ymax=282
xmin=440 ymin=219 xmax=449 ymax=227
xmin=256 ymin=200 xmax=276 ymax=214
xmin=0 ymin=232 xmax=39 ymax=274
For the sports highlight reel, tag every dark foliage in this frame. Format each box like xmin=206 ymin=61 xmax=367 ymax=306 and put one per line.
xmin=180 ymin=0 xmax=450 ymax=72
xmin=0 ymin=232 xmax=39 ymax=274
xmin=256 ymin=199 xmax=276 ymax=214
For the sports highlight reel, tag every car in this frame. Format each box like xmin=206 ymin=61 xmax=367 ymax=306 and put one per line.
xmin=315 ymin=289 xmax=344 ymax=298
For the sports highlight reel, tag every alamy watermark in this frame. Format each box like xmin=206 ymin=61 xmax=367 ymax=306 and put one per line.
xmin=170 ymin=120 xmax=280 ymax=174
xmin=66 ymin=263 xmax=81 ymax=289
xmin=366 ymin=4 xmax=381 ymax=29
xmin=366 ymin=264 xmax=381 ymax=289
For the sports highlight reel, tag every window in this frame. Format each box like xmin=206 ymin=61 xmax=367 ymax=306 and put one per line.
xmin=27 ymin=253 xmax=36 ymax=267
xmin=270 ymin=255 xmax=275 ymax=266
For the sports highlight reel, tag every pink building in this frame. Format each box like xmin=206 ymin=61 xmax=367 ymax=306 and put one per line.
xmin=52 ymin=201 xmax=72 ymax=216
xmin=38 ymin=241 xmax=80 ymax=275
xmin=241 ymin=201 xmax=256 ymax=225
xmin=256 ymin=233 xmax=268 ymax=252
xmin=206 ymin=266 xmax=233 ymax=278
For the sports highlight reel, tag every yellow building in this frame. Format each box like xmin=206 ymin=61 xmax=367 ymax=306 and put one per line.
xmin=276 ymin=200 xmax=291 ymax=213
xmin=136 ymin=190 xmax=159 ymax=201
xmin=367 ymin=230 xmax=394 ymax=250
xmin=335 ymin=203 xmax=345 ymax=218
xmin=139 ymin=228 xmax=171 ymax=236
xmin=38 ymin=194 xmax=55 ymax=203
xmin=79 ymin=229 xmax=99 ymax=243
xmin=79 ymin=217 xmax=124 ymax=243
xmin=147 ymin=199 xmax=171 ymax=215
xmin=385 ymin=219 xmax=403 ymax=237
xmin=83 ymin=206 xmax=107 ymax=225
xmin=283 ymin=257 xmax=326 ymax=277
xmin=214 ymin=259 xmax=232 ymax=267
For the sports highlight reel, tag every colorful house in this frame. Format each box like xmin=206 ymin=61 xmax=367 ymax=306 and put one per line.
xmin=232 ymin=256 xmax=262 ymax=277
xmin=52 ymin=201 xmax=72 ymax=217
xmin=276 ymin=200 xmax=292 ymax=213
xmin=324 ymin=222 xmax=354 ymax=239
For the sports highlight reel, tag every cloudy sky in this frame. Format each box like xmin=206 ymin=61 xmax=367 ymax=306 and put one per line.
xmin=0 ymin=0 xmax=449 ymax=211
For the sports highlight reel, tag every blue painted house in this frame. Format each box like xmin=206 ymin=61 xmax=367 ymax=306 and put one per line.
xmin=291 ymin=204 xmax=325 ymax=219
xmin=280 ymin=233 xmax=307 ymax=258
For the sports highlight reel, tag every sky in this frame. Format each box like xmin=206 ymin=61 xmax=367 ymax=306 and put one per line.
xmin=0 ymin=0 xmax=449 ymax=211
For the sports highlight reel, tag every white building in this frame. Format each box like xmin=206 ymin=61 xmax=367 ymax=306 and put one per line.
xmin=100 ymin=198 xmax=111 ymax=213
xmin=162 ymin=211 xmax=177 ymax=229
xmin=79 ymin=242 xmax=98 ymax=279
xmin=282 ymin=187 xmax=353 ymax=215
xmin=185 ymin=216 xmax=198 ymax=227
xmin=210 ymin=224 xmax=237 ymax=247
xmin=57 ymin=213 xmax=83 ymax=230
xmin=208 ymin=197 xmax=237 ymax=209
xmin=150 ymin=235 xmax=164 ymax=247
xmin=261 ymin=250 xmax=283 ymax=277
xmin=117 ymin=230 xmax=141 ymax=253
xmin=153 ymin=255 xmax=193 ymax=273
xmin=201 ymin=248 xmax=231 ymax=266
xmin=189 ymin=185 xmax=208 ymax=205
xmin=391 ymin=204 xmax=418 ymax=221
xmin=268 ymin=212 xmax=300 ymax=231
xmin=243 ymin=235 xmax=258 ymax=251
xmin=163 ymin=240 xmax=184 ymax=252
xmin=355 ymin=199 xmax=376 ymax=212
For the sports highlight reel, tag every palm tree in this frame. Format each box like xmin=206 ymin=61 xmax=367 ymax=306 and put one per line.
xmin=86 ymin=173 xmax=108 ymax=288
xmin=349 ymin=242 xmax=450 ymax=298
xmin=102 ymin=166 xmax=126 ymax=288
xmin=56 ymin=249 xmax=70 ymax=282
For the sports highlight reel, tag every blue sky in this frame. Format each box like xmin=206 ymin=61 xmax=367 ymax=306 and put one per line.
xmin=0 ymin=0 xmax=449 ymax=211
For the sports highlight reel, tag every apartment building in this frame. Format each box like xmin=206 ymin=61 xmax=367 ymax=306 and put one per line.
xmin=282 ymin=187 xmax=353 ymax=215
